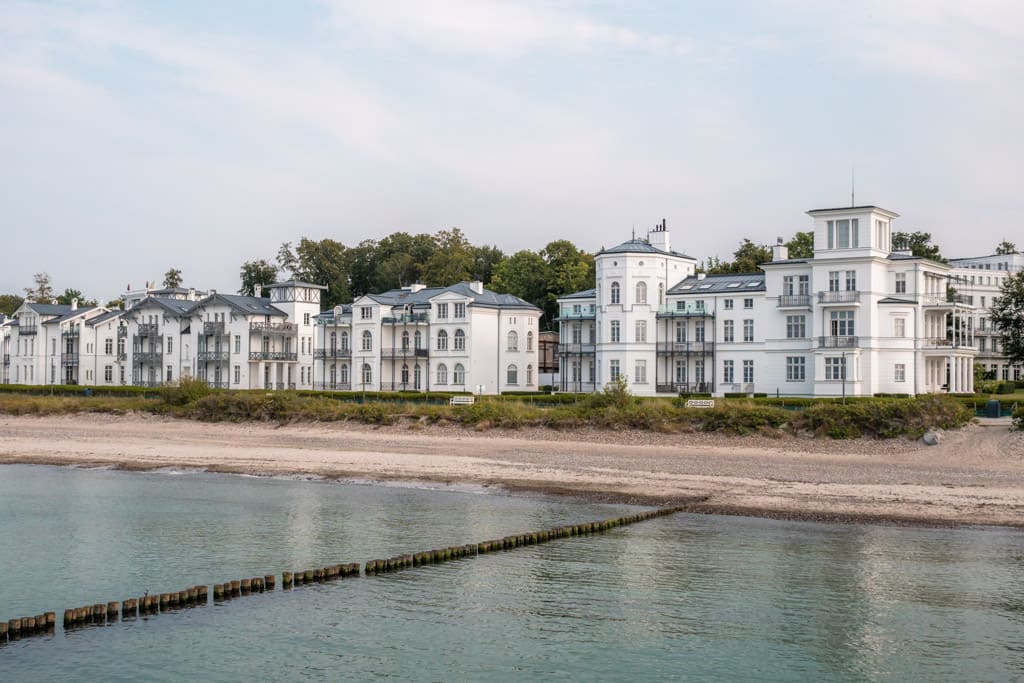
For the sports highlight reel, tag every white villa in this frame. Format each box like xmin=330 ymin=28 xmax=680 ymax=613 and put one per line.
xmin=557 ymin=205 xmax=1019 ymax=397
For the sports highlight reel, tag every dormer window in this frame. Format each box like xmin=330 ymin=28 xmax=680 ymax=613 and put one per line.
xmin=827 ymin=219 xmax=859 ymax=249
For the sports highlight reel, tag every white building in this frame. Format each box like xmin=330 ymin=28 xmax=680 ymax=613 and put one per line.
xmin=559 ymin=206 xmax=984 ymax=397
xmin=315 ymin=281 xmax=542 ymax=394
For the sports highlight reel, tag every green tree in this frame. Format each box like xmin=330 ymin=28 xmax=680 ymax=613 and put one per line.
xmin=892 ymin=231 xmax=947 ymax=263
xmin=490 ymin=250 xmax=549 ymax=309
xmin=995 ymin=240 xmax=1018 ymax=255
xmin=371 ymin=232 xmax=436 ymax=291
xmin=23 ymin=272 xmax=55 ymax=303
xmin=785 ymin=231 xmax=814 ymax=259
xmin=422 ymin=228 xmax=474 ymax=286
xmin=990 ymin=271 xmax=1024 ymax=367
xmin=701 ymin=239 xmax=772 ymax=274
xmin=56 ymin=288 xmax=97 ymax=307
xmin=238 ymin=259 xmax=278 ymax=296
xmin=162 ymin=268 xmax=183 ymax=289
xmin=276 ymin=242 xmax=299 ymax=279
xmin=471 ymin=244 xmax=505 ymax=285
xmin=293 ymin=238 xmax=350 ymax=309
xmin=0 ymin=294 xmax=24 ymax=316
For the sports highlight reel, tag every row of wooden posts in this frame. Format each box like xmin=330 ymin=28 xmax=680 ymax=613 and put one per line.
xmin=1 ymin=507 xmax=680 ymax=644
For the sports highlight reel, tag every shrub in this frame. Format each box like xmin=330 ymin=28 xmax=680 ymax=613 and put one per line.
xmin=997 ymin=382 xmax=1015 ymax=394
xmin=585 ymin=375 xmax=636 ymax=410
xmin=161 ymin=377 xmax=214 ymax=406
xmin=1013 ymin=405 xmax=1024 ymax=430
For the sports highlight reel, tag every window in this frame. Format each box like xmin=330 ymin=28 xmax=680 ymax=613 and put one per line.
xmin=658 ymin=282 xmax=664 ymax=305
xmin=454 ymin=329 xmax=465 ymax=351
xmin=895 ymin=363 xmax=906 ymax=382
xmin=694 ymin=320 xmax=705 ymax=342
xmin=361 ymin=363 xmax=372 ymax=385
xmin=634 ymin=360 xmax=647 ymax=384
xmin=610 ymin=321 xmax=621 ymax=343
xmin=894 ymin=318 xmax=906 ymax=337
xmin=798 ymin=275 xmax=809 ymax=295
xmin=845 ymin=270 xmax=857 ymax=291
xmin=724 ymin=299 xmax=734 ymax=310
xmin=401 ymin=331 xmax=410 ymax=350
xmin=786 ymin=356 xmax=805 ymax=381
xmin=723 ymin=360 xmax=734 ymax=383
xmin=723 ymin=320 xmax=734 ymax=343
xmin=507 ymin=364 xmax=518 ymax=385
xmin=527 ymin=331 xmax=534 ymax=351
xmin=437 ymin=303 xmax=449 ymax=319
xmin=610 ymin=282 xmax=620 ymax=305
xmin=786 ymin=315 xmax=806 ymax=339
xmin=609 ymin=360 xmax=621 ymax=382
xmin=526 ymin=364 xmax=533 ymax=385
xmin=743 ymin=319 xmax=754 ymax=342
xmin=303 ymin=313 xmax=311 ymax=326
xmin=635 ymin=281 xmax=647 ymax=305
xmin=695 ymin=359 xmax=705 ymax=383
xmin=360 ymin=306 xmax=372 ymax=320
xmin=828 ymin=271 xmax=841 ymax=292
xmin=234 ymin=365 xmax=240 ymax=384
xmin=742 ymin=360 xmax=754 ymax=383
xmin=675 ymin=360 xmax=686 ymax=383
xmin=341 ymin=331 xmax=349 ymax=351
xmin=235 ymin=335 xmax=241 ymax=354
xmin=895 ymin=272 xmax=907 ymax=294
xmin=400 ymin=364 xmax=410 ymax=385
xmin=571 ymin=324 xmax=582 ymax=344
xmin=743 ymin=298 xmax=753 ymax=309
xmin=674 ymin=321 xmax=686 ymax=343
xmin=635 ymin=321 xmax=647 ymax=343
xmin=361 ymin=330 xmax=372 ymax=351
xmin=507 ymin=330 xmax=519 ymax=351
xmin=825 ymin=357 xmax=846 ymax=380
xmin=979 ymin=338 xmax=986 ymax=352
xmin=454 ymin=302 xmax=466 ymax=318
xmin=166 ymin=365 xmax=173 ymax=382
xmin=830 ymin=311 xmax=855 ymax=337
xmin=104 ymin=338 xmax=113 ymax=355
xmin=414 ymin=330 xmax=422 ymax=349
xmin=104 ymin=365 xmax=113 ymax=383
xmin=437 ymin=330 xmax=448 ymax=350
xmin=827 ymin=218 xmax=859 ymax=249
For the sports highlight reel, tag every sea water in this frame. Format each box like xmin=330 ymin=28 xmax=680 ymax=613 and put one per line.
xmin=0 ymin=464 xmax=1021 ymax=681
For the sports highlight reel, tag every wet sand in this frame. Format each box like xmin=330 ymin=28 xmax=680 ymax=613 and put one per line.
xmin=2 ymin=413 xmax=1022 ymax=528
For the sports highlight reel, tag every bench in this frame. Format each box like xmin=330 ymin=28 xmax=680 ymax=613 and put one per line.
xmin=685 ymin=399 xmax=715 ymax=408
xmin=450 ymin=395 xmax=475 ymax=406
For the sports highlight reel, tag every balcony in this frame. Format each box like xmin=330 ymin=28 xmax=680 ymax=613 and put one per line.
xmin=382 ymin=313 xmax=429 ymax=324
xmin=777 ymin=295 xmax=812 ymax=309
xmin=557 ymin=306 xmax=597 ymax=320
xmin=249 ymin=351 xmax=298 ymax=361
xmin=817 ymin=291 xmax=860 ymax=305
xmin=381 ymin=347 xmax=429 ymax=359
xmin=558 ymin=343 xmax=596 ymax=355
xmin=250 ymin=321 xmax=296 ymax=334
xmin=315 ymin=348 xmax=352 ymax=359
xmin=2 ymin=354 xmax=9 ymax=365
xmin=198 ymin=350 xmax=230 ymax=362
xmin=137 ymin=323 xmax=159 ymax=336
xmin=134 ymin=351 xmax=164 ymax=364
xmin=818 ymin=336 xmax=858 ymax=349
xmin=117 ymin=352 xmax=127 ymax=362
xmin=62 ymin=328 xmax=80 ymax=338
xmin=60 ymin=354 xmax=79 ymax=367
xmin=203 ymin=321 xmax=225 ymax=336
xmin=18 ymin=325 xmax=37 ymax=336
xmin=656 ymin=304 xmax=713 ymax=318
xmin=117 ymin=327 xmax=128 ymax=338
xmin=656 ymin=341 xmax=715 ymax=354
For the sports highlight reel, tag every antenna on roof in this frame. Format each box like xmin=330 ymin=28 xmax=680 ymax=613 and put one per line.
xmin=850 ymin=166 xmax=855 ymax=207
xmin=632 ymin=225 xmax=635 ymax=240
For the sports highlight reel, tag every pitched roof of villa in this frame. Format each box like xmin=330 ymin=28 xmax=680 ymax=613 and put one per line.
xmin=599 ymin=238 xmax=696 ymax=260
xmin=667 ymin=272 xmax=766 ymax=294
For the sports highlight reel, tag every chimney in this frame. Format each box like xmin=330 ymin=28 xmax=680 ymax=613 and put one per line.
xmin=188 ymin=288 xmax=196 ymax=301
xmin=408 ymin=283 xmax=426 ymax=293
xmin=469 ymin=281 xmax=484 ymax=294
xmin=648 ymin=218 xmax=670 ymax=253
xmin=71 ymin=298 xmax=78 ymax=311
xmin=697 ymin=273 xmax=706 ymax=281
xmin=254 ymin=284 xmax=262 ymax=298
xmin=772 ymin=237 xmax=789 ymax=262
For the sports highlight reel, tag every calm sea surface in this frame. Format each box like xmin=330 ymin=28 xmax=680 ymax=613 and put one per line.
xmin=0 ymin=464 xmax=1021 ymax=682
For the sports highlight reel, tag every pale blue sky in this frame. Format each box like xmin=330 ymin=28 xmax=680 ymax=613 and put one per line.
xmin=2 ymin=0 xmax=1022 ymax=301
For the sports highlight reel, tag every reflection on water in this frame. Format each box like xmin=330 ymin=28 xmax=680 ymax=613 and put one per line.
xmin=0 ymin=465 xmax=1021 ymax=682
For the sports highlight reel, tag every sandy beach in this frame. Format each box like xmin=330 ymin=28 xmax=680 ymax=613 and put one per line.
xmin=1 ymin=413 xmax=1022 ymax=528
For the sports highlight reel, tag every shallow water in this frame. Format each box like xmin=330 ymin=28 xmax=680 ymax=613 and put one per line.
xmin=1 ymin=465 xmax=1022 ymax=681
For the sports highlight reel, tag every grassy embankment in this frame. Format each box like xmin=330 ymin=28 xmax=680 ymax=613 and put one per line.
xmin=0 ymin=381 xmax=977 ymax=439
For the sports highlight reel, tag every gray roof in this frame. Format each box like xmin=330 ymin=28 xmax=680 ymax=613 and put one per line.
xmin=25 ymin=303 xmax=74 ymax=316
xmin=366 ymin=282 xmax=540 ymax=311
xmin=878 ymin=297 xmax=917 ymax=305
xmin=133 ymin=297 xmax=198 ymax=317
xmin=265 ymin=280 xmax=328 ymax=290
xmin=559 ymin=288 xmax=596 ymax=300
xmin=87 ymin=310 xmax=124 ymax=326
xmin=599 ymin=238 xmax=696 ymax=260
xmin=668 ymin=273 xmax=766 ymax=295
xmin=198 ymin=293 xmax=287 ymax=317
xmin=44 ymin=307 xmax=99 ymax=325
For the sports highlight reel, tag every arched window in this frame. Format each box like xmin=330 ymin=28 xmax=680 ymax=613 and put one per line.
xmin=401 ymin=363 xmax=409 ymax=385
xmin=414 ymin=330 xmax=422 ymax=349
xmin=341 ymin=331 xmax=349 ymax=351
xmin=361 ymin=330 xmax=372 ymax=351
xmin=658 ymin=282 xmax=664 ymax=305
xmin=329 ymin=364 xmax=336 ymax=386
xmin=340 ymin=363 xmax=349 ymax=384
xmin=401 ymin=331 xmax=410 ymax=350
xmin=437 ymin=329 xmax=449 ymax=350
xmin=453 ymin=363 xmax=465 ymax=385
xmin=361 ymin=363 xmax=372 ymax=385
xmin=610 ymin=281 xmax=620 ymax=304
xmin=414 ymin=363 xmax=422 ymax=390
xmin=636 ymin=281 xmax=647 ymax=305
xmin=526 ymin=331 xmax=534 ymax=352
xmin=507 ymin=364 xmax=518 ymax=385
xmin=454 ymin=329 xmax=465 ymax=351
xmin=526 ymin=364 xmax=534 ymax=385
xmin=329 ymin=331 xmax=337 ymax=351
xmin=437 ymin=363 xmax=448 ymax=385
xmin=507 ymin=330 xmax=518 ymax=351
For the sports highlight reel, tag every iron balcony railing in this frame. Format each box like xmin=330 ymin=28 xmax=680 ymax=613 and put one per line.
xmin=62 ymin=328 xmax=80 ymax=338
xmin=249 ymin=351 xmax=298 ymax=361
xmin=117 ymin=327 xmax=128 ymax=338
xmin=558 ymin=343 xmax=596 ymax=354
xmin=60 ymin=354 xmax=79 ymax=367
xmin=2 ymin=354 xmax=9 ymax=365
xmin=656 ymin=382 xmax=711 ymax=394
xmin=656 ymin=341 xmax=715 ymax=354
xmin=818 ymin=336 xmax=858 ymax=349
xmin=117 ymin=352 xmax=127 ymax=361
xmin=382 ymin=313 xmax=429 ymax=324
xmin=18 ymin=326 xmax=37 ymax=336
xmin=250 ymin=321 xmax=296 ymax=333
xmin=315 ymin=348 xmax=352 ymax=359
xmin=558 ymin=306 xmax=597 ymax=320
xmin=818 ymin=291 xmax=860 ymax=304
xmin=777 ymin=295 xmax=812 ymax=308
xmin=137 ymin=323 xmax=159 ymax=336
xmin=381 ymin=347 xmax=429 ymax=359
xmin=198 ymin=350 xmax=230 ymax=362
xmin=134 ymin=351 xmax=164 ymax=363
xmin=203 ymin=321 xmax=225 ymax=335
xmin=656 ymin=305 xmax=713 ymax=318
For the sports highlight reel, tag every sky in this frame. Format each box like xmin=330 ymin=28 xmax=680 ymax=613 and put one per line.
xmin=2 ymin=0 xmax=1023 ymax=302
